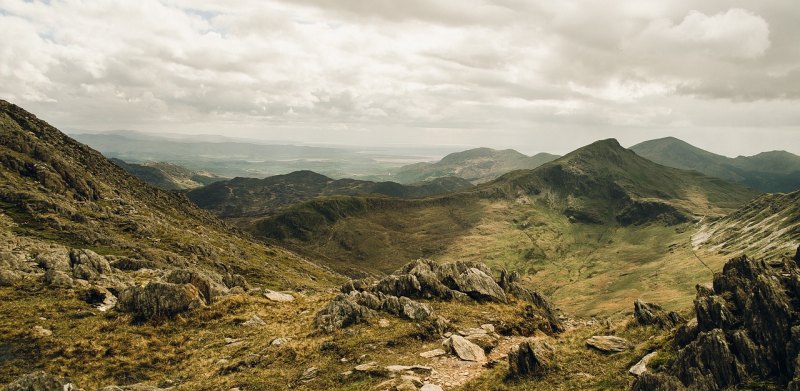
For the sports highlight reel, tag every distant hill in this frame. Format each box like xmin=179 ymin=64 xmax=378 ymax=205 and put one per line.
xmin=693 ymin=190 xmax=800 ymax=260
xmin=630 ymin=137 xmax=800 ymax=193
xmin=186 ymin=170 xmax=473 ymax=217
xmin=110 ymin=158 xmax=225 ymax=190
xmin=391 ymin=147 xmax=559 ymax=184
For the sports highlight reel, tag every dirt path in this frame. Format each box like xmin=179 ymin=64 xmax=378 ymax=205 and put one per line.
xmin=419 ymin=335 xmax=532 ymax=389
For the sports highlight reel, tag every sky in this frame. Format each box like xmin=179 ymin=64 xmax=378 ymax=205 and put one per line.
xmin=1 ymin=0 xmax=799 ymax=156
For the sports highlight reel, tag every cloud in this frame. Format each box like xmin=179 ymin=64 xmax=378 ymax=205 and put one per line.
xmin=0 ymin=0 xmax=797 ymax=156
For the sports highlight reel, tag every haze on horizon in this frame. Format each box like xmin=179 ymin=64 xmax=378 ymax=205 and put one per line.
xmin=1 ymin=0 xmax=799 ymax=157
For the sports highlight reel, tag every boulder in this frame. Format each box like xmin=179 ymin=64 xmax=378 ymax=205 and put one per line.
xmin=508 ymin=339 xmax=556 ymax=378
xmin=69 ymin=249 xmax=112 ymax=280
xmin=446 ymin=266 xmax=506 ymax=303
xmin=420 ymin=385 xmax=444 ymax=391
xmin=263 ymin=290 xmax=294 ymax=302
xmin=586 ymin=336 xmax=631 ymax=353
xmin=166 ymin=269 xmax=228 ymax=304
xmin=629 ymin=352 xmax=658 ymax=376
xmin=381 ymin=295 xmax=432 ymax=321
xmin=634 ymin=299 xmax=684 ymax=328
xmin=314 ymin=293 xmax=375 ymax=332
xmin=443 ymin=335 xmax=486 ymax=362
xmin=35 ymin=250 xmax=71 ymax=273
xmin=117 ymin=282 xmax=205 ymax=319
xmin=4 ymin=371 xmax=77 ymax=391
xmin=42 ymin=269 xmax=73 ymax=288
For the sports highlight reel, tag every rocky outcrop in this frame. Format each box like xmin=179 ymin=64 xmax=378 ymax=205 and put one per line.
xmin=69 ymin=248 xmax=112 ymax=280
xmin=314 ymin=292 xmax=377 ymax=332
xmin=165 ymin=269 xmax=228 ymax=305
xmin=320 ymin=259 xmax=561 ymax=333
xmin=634 ymin=299 xmax=683 ymax=328
xmin=3 ymin=371 xmax=77 ymax=391
xmin=117 ymin=282 xmax=205 ymax=319
xmin=508 ymin=339 xmax=555 ymax=378
xmin=632 ymin=255 xmax=800 ymax=391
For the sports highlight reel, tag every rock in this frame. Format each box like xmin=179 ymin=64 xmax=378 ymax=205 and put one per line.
xmin=264 ymin=290 xmax=294 ymax=302
xmin=465 ymin=332 xmax=499 ymax=353
xmin=443 ymin=335 xmax=486 ymax=362
xmin=480 ymin=323 xmax=495 ymax=333
xmin=420 ymin=384 xmax=444 ymax=391
xmin=166 ymin=269 xmax=228 ymax=305
xmin=424 ymin=315 xmax=450 ymax=338
xmin=629 ymin=352 xmax=658 ymax=376
xmin=314 ymin=292 xmax=375 ymax=332
xmin=393 ymin=381 xmax=418 ymax=391
xmin=271 ymin=337 xmax=290 ymax=346
xmin=632 ymin=372 xmax=687 ymax=391
xmin=79 ymin=286 xmax=117 ymax=311
xmin=445 ymin=266 xmax=507 ymax=303
xmin=32 ymin=325 xmax=52 ymax=337
xmin=385 ymin=365 xmax=432 ymax=375
xmin=381 ymin=295 xmax=432 ymax=321
xmin=378 ymin=318 xmax=390 ymax=328
xmin=43 ymin=269 xmax=73 ymax=288
xmin=507 ymin=339 xmax=555 ymax=378
xmin=0 ymin=269 xmax=19 ymax=286
xmin=4 ymin=371 xmax=77 ymax=391
xmin=420 ymin=348 xmax=447 ymax=358
xmin=299 ymin=367 xmax=319 ymax=382
xmin=242 ymin=315 xmax=266 ymax=327
xmin=586 ymin=336 xmax=631 ymax=353
xmin=69 ymin=248 xmax=112 ymax=280
xmin=35 ymin=250 xmax=71 ymax=273
xmin=634 ymin=299 xmax=684 ymax=328
xmin=633 ymin=255 xmax=800 ymax=391
xmin=400 ymin=375 xmax=424 ymax=387
xmin=117 ymin=282 xmax=205 ymax=319
xmin=674 ymin=318 xmax=699 ymax=348
xmin=353 ymin=361 xmax=389 ymax=377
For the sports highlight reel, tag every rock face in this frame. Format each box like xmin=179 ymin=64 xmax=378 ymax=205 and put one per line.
xmin=4 ymin=371 xmax=77 ymax=391
xmin=319 ymin=259 xmax=561 ymax=333
xmin=586 ymin=336 xmax=631 ymax=353
xmin=634 ymin=299 xmax=684 ymax=328
xmin=117 ymin=282 xmax=205 ymax=319
xmin=508 ymin=339 xmax=555 ymax=378
xmin=632 ymin=255 xmax=800 ymax=391
xmin=443 ymin=335 xmax=486 ymax=362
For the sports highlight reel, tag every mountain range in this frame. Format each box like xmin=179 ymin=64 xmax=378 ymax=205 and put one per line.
xmin=110 ymin=158 xmax=225 ymax=190
xmin=631 ymin=136 xmax=800 ymax=193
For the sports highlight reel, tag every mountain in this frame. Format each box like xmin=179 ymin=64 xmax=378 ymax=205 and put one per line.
xmin=631 ymin=137 xmax=800 ymax=192
xmin=391 ymin=147 xmax=560 ymax=184
xmin=110 ymin=158 xmax=225 ymax=190
xmin=693 ymin=189 xmax=800 ymax=260
xmin=186 ymin=170 xmax=473 ymax=217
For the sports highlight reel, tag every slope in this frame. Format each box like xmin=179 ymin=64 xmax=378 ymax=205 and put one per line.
xmin=187 ymin=170 xmax=473 ymax=217
xmin=110 ymin=158 xmax=225 ymax=190
xmin=631 ymin=137 xmax=800 ymax=192
xmin=391 ymin=147 xmax=559 ymax=184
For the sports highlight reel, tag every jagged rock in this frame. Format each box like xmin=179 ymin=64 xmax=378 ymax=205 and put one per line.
xmin=314 ymin=292 xmax=376 ymax=332
xmin=674 ymin=318 xmax=699 ymax=348
xmin=443 ymin=335 xmax=486 ymax=362
xmin=508 ymin=339 xmax=555 ymax=378
xmin=634 ymin=299 xmax=683 ymax=328
xmin=629 ymin=352 xmax=658 ymax=376
xmin=631 ymin=372 xmax=686 ymax=391
xmin=381 ymin=295 xmax=432 ymax=321
xmin=374 ymin=274 xmax=422 ymax=297
xmin=4 ymin=371 xmax=77 ymax=391
xmin=117 ymin=282 xmax=205 ymax=319
xmin=586 ymin=336 xmax=631 ymax=353
xmin=166 ymin=269 xmax=228 ymax=304
xmin=264 ymin=290 xmax=294 ymax=302
xmin=43 ymin=269 xmax=73 ymax=288
xmin=69 ymin=248 xmax=112 ymax=280
xmin=444 ymin=266 xmax=507 ymax=303
xmin=633 ymin=255 xmax=800 ymax=391
xmin=420 ymin=348 xmax=447 ymax=358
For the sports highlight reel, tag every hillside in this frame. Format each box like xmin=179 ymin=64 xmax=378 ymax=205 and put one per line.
xmin=631 ymin=137 xmax=800 ymax=192
xmin=110 ymin=158 xmax=225 ymax=190
xmin=245 ymin=139 xmax=757 ymax=314
xmin=693 ymin=190 xmax=800 ymax=260
xmin=186 ymin=170 xmax=473 ymax=217
xmin=391 ymin=147 xmax=559 ymax=184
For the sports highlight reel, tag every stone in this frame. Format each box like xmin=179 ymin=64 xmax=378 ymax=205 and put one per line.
xmin=166 ymin=269 xmax=229 ymax=304
xmin=631 ymin=372 xmax=687 ymax=391
xmin=508 ymin=339 xmax=555 ymax=378
xmin=242 ymin=315 xmax=266 ymax=327
xmin=586 ymin=336 xmax=631 ymax=353
xmin=4 ymin=371 xmax=77 ymax=391
xmin=420 ymin=348 xmax=447 ymax=358
xmin=465 ymin=332 xmax=499 ymax=353
xmin=447 ymin=266 xmax=507 ymax=303
xmin=674 ymin=318 xmax=699 ymax=347
xmin=443 ymin=335 xmax=486 ymax=362
xmin=299 ymin=367 xmax=319 ymax=382
xmin=264 ymin=290 xmax=294 ymax=302
xmin=634 ymin=299 xmax=684 ymax=328
xmin=354 ymin=361 xmax=389 ymax=377
xmin=381 ymin=295 xmax=432 ymax=321
xmin=314 ymin=292 xmax=375 ymax=332
xmin=420 ymin=384 xmax=444 ymax=391
xmin=32 ymin=325 xmax=52 ymax=337
xmin=393 ymin=381 xmax=418 ymax=391
xmin=69 ymin=248 xmax=112 ymax=280
xmin=43 ymin=269 xmax=73 ymax=288
xmin=629 ymin=351 xmax=658 ymax=376
xmin=271 ymin=337 xmax=290 ymax=346
xmin=0 ymin=269 xmax=19 ymax=286
xmin=117 ymin=282 xmax=205 ymax=319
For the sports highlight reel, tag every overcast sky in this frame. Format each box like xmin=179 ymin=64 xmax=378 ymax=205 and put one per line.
xmin=1 ymin=0 xmax=799 ymax=156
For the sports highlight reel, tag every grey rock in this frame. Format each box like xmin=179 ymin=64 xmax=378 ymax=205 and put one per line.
xmin=69 ymin=249 xmax=112 ymax=280
xmin=508 ymin=339 xmax=555 ymax=378
xmin=314 ymin=292 xmax=375 ymax=332
xmin=420 ymin=348 xmax=447 ymax=358
xmin=629 ymin=352 xmax=658 ymax=376
xmin=117 ymin=282 xmax=205 ymax=319
xmin=0 ymin=269 xmax=20 ymax=286
xmin=4 ymin=371 xmax=77 ymax=391
xmin=381 ymin=295 xmax=432 ymax=321
xmin=263 ymin=290 xmax=294 ymax=302
xmin=443 ymin=335 xmax=486 ymax=362
xmin=586 ymin=336 xmax=631 ymax=353
xmin=42 ymin=269 xmax=73 ymax=288
xmin=634 ymin=299 xmax=684 ymax=328
xmin=166 ymin=268 xmax=228 ymax=304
